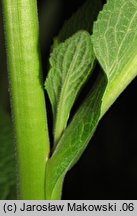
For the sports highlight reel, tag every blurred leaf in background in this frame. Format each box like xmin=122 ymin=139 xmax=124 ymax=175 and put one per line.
xmin=58 ymin=0 xmax=102 ymax=41
xmin=0 ymin=109 xmax=16 ymax=199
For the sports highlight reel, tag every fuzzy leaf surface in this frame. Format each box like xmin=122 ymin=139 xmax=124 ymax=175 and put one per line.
xmin=45 ymin=31 xmax=94 ymax=144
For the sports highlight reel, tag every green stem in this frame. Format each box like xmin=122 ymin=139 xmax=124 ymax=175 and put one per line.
xmin=2 ymin=0 xmax=50 ymax=199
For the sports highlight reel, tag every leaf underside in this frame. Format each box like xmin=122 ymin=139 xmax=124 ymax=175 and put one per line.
xmin=45 ymin=0 xmax=103 ymax=146
xmin=93 ymin=0 xmax=137 ymax=115
xmin=45 ymin=31 xmax=95 ymax=144
xmin=45 ymin=0 xmax=137 ymax=199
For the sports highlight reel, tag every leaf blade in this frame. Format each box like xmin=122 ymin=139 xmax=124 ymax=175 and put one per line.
xmin=92 ymin=0 xmax=137 ymax=115
xmin=45 ymin=74 xmax=107 ymax=199
xmin=45 ymin=31 xmax=95 ymax=144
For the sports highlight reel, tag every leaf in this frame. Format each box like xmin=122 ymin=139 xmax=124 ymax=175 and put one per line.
xmin=45 ymin=0 xmax=137 ymax=199
xmin=0 ymin=109 xmax=16 ymax=199
xmin=58 ymin=0 xmax=102 ymax=42
xmin=45 ymin=0 xmax=102 ymax=145
xmin=45 ymin=75 xmax=107 ymax=199
xmin=45 ymin=31 xmax=95 ymax=144
xmin=92 ymin=0 xmax=137 ymax=115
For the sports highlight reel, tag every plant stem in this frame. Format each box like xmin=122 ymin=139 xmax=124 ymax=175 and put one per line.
xmin=2 ymin=0 xmax=50 ymax=199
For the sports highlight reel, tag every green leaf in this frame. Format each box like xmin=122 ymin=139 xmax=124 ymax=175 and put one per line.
xmin=45 ymin=31 xmax=95 ymax=144
xmin=45 ymin=0 xmax=137 ymax=199
xmin=45 ymin=75 xmax=107 ymax=199
xmin=0 ymin=109 xmax=16 ymax=199
xmin=93 ymin=0 xmax=137 ymax=115
xmin=58 ymin=0 xmax=102 ymax=42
